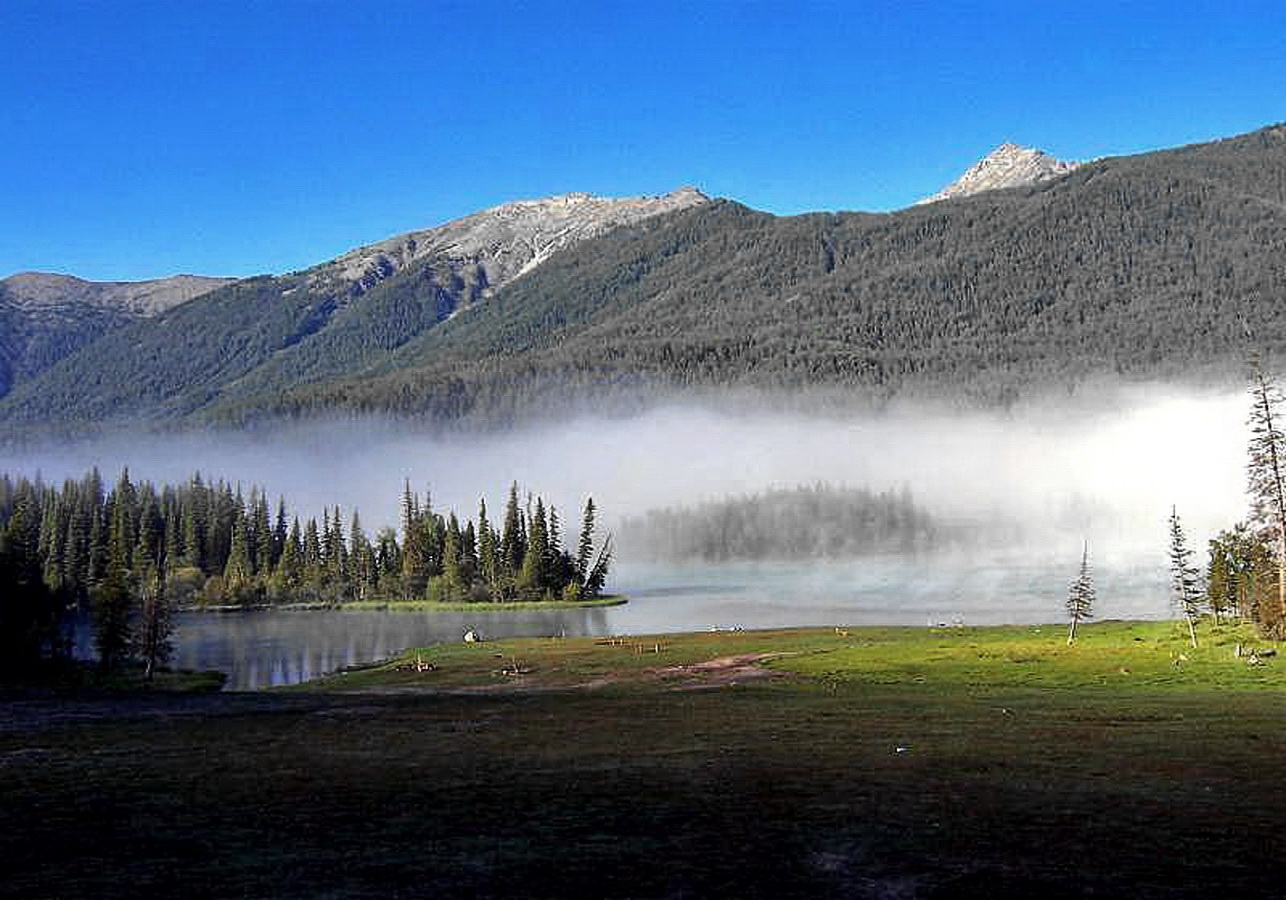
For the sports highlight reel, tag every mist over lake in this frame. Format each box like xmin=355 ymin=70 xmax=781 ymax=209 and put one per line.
xmin=11 ymin=387 xmax=1249 ymax=688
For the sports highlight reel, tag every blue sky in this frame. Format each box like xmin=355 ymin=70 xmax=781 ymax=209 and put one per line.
xmin=3 ymin=0 xmax=1284 ymax=282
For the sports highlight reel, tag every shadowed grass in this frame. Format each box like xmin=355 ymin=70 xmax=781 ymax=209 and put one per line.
xmin=3 ymin=619 xmax=1284 ymax=898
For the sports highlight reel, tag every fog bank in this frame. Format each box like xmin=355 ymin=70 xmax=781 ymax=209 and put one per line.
xmin=0 ymin=385 xmax=1247 ymax=561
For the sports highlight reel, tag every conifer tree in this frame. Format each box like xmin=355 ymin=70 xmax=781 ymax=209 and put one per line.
xmin=500 ymin=482 xmax=526 ymax=582
xmin=576 ymin=497 xmax=597 ymax=583
xmin=223 ymin=516 xmax=256 ymax=603
xmin=434 ymin=512 xmax=465 ymax=602
xmin=1169 ymin=507 xmax=1202 ymax=648
xmin=583 ymin=534 xmax=614 ymax=600
xmin=272 ymin=518 xmax=305 ymax=598
xmin=93 ymin=495 xmax=134 ymax=672
xmin=477 ymin=497 xmax=498 ymax=596
xmin=400 ymin=482 xmax=428 ymax=598
xmin=349 ymin=511 xmax=375 ymax=602
xmin=520 ymin=497 xmax=550 ymax=596
xmin=138 ymin=554 xmax=172 ymax=681
xmin=1247 ymin=355 xmax=1286 ymax=621
xmin=1066 ymin=540 xmax=1095 ymax=645
xmin=272 ymin=498 xmax=289 ymax=570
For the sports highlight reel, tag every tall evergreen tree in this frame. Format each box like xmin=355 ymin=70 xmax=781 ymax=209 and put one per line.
xmin=1247 ymin=355 xmax=1286 ymax=623
xmin=575 ymin=497 xmax=597 ymax=582
xmin=93 ymin=494 xmax=134 ymax=673
xmin=1168 ymin=507 xmax=1203 ymax=648
xmin=520 ymin=497 xmax=550 ymax=596
xmin=583 ymin=534 xmax=613 ymax=600
xmin=477 ymin=497 xmax=498 ymax=595
xmin=1065 ymin=540 xmax=1095 ymax=645
xmin=500 ymin=482 xmax=526 ymax=587
xmin=138 ymin=554 xmax=172 ymax=681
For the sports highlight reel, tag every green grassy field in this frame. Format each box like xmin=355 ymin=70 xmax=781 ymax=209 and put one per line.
xmin=3 ymin=619 xmax=1284 ymax=898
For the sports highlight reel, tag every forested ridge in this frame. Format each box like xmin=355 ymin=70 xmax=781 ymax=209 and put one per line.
xmin=618 ymin=484 xmax=942 ymax=562
xmin=0 ymin=467 xmax=611 ymax=676
xmin=5 ymin=124 xmax=1286 ymax=432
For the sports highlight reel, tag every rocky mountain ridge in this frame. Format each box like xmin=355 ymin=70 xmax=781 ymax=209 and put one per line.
xmin=316 ymin=186 xmax=710 ymax=297
xmin=0 ymin=272 xmax=235 ymax=315
xmin=0 ymin=188 xmax=708 ymax=402
xmin=918 ymin=143 xmax=1079 ymax=204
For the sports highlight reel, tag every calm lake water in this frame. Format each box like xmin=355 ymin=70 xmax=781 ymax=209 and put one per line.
xmin=161 ymin=550 xmax=1172 ymax=689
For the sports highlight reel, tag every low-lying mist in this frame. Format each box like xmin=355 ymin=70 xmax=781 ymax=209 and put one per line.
xmin=0 ymin=385 xmax=1247 ymax=567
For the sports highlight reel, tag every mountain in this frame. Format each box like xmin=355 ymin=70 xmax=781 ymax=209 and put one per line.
xmin=4 ymin=124 xmax=1286 ymax=435
xmin=0 ymin=273 xmax=234 ymax=397
xmin=315 ymin=186 xmax=709 ymax=294
xmin=918 ymin=143 xmax=1079 ymax=204
xmin=249 ymin=123 xmax=1286 ymax=422
xmin=0 ymin=188 xmax=708 ymax=429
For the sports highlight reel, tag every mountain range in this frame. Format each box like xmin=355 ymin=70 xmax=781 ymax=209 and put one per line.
xmin=3 ymin=124 xmax=1285 ymax=435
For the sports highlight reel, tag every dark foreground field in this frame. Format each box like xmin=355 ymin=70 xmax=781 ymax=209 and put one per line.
xmin=3 ymin=621 xmax=1285 ymax=898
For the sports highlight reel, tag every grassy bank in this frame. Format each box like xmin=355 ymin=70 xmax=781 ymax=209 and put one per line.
xmin=340 ymin=593 xmax=627 ymax=612
xmin=3 ymin=619 xmax=1284 ymax=898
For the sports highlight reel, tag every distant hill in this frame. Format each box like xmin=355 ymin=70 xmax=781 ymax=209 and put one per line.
xmin=4 ymin=125 xmax=1286 ymax=434
xmin=0 ymin=273 xmax=234 ymax=397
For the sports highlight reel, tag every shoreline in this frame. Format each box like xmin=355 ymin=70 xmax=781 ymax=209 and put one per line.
xmin=175 ymin=594 xmax=628 ymax=614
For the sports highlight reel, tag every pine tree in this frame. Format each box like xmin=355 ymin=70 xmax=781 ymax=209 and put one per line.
xmin=1066 ymin=540 xmax=1095 ymax=645
xmin=271 ymin=517 xmax=304 ymax=600
xmin=400 ymin=482 xmax=428 ymax=598
xmin=576 ymin=497 xmax=597 ymax=583
xmin=477 ymin=498 xmax=498 ymax=597
xmin=434 ymin=513 xmax=465 ymax=602
xmin=1247 ymin=354 xmax=1286 ymax=621
xmin=1168 ymin=507 xmax=1202 ymax=648
xmin=93 ymin=496 xmax=134 ymax=673
xmin=500 ymin=482 xmax=526 ymax=583
xmin=583 ymin=534 xmax=614 ymax=600
xmin=223 ymin=515 xmax=256 ymax=604
xmin=349 ymin=511 xmax=375 ymax=602
xmin=519 ymin=497 xmax=550 ymax=597
xmin=138 ymin=554 xmax=172 ymax=682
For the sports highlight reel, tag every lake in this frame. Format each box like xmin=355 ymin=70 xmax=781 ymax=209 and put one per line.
xmin=165 ymin=550 xmax=1174 ymax=689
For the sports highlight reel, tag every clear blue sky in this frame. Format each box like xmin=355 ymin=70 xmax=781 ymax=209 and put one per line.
xmin=3 ymin=0 xmax=1284 ymax=282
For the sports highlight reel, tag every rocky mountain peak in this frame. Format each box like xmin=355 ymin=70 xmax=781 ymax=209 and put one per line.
xmin=320 ymin=186 xmax=710 ymax=293
xmin=918 ymin=143 xmax=1079 ymax=205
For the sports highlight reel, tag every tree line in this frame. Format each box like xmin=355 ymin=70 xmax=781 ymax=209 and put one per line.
xmin=617 ymin=483 xmax=941 ymax=562
xmin=1129 ymin=355 xmax=1286 ymax=647
xmin=1199 ymin=357 xmax=1286 ymax=639
xmin=0 ymin=468 xmax=610 ymax=678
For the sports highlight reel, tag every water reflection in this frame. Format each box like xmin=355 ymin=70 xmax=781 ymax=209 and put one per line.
xmin=172 ymin=606 xmax=611 ymax=690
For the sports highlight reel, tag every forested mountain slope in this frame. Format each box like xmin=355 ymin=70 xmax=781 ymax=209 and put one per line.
xmin=0 ymin=190 xmax=707 ymax=431
xmin=259 ymin=123 xmax=1286 ymax=422
xmin=4 ymin=125 xmax=1286 ymax=433
xmin=0 ymin=273 xmax=233 ymax=398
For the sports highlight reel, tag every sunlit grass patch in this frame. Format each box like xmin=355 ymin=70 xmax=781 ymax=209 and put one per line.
xmin=300 ymin=618 xmax=1286 ymax=695
xmin=781 ymin=619 xmax=1286 ymax=691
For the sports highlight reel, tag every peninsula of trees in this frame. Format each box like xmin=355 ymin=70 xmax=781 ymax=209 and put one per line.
xmin=0 ymin=468 xmax=611 ymax=676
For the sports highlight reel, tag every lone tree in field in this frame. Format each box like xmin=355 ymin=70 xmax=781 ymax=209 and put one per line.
xmin=1247 ymin=354 xmax=1286 ymax=621
xmin=1066 ymin=540 xmax=1095 ymax=645
xmin=1168 ymin=506 xmax=1202 ymax=648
